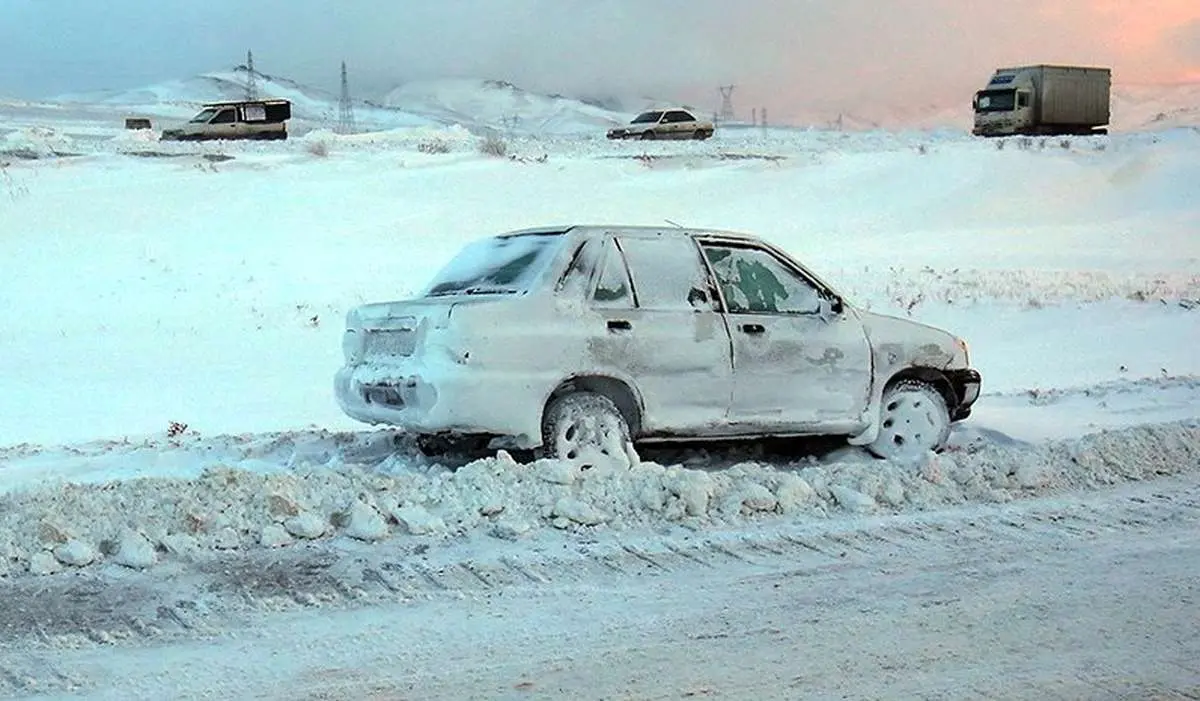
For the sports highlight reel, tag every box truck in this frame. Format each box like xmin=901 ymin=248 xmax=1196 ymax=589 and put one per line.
xmin=972 ymin=65 xmax=1110 ymax=137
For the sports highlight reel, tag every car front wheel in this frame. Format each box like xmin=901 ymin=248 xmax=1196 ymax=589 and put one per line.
xmin=867 ymin=380 xmax=951 ymax=460
xmin=540 ymin=391 xmax=631 ymax=462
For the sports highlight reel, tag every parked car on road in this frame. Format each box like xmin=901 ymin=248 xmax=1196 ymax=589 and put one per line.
xmin=335 ymin=226 xmax=981 ymax=461
xmin=606 ymin=108 xmax=715 ymax=140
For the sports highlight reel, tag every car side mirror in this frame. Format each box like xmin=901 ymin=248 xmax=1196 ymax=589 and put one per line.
xmin=818 ymin=296 xmax=841 ymax=322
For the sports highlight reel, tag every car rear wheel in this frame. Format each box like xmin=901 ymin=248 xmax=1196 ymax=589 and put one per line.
xmin=693 ymin=129 xmax=710 ymax=140
xmin=867 ymin=380 xmax=951 ymax=460
xmin=540 ymin=392 xmax=631 ymax=462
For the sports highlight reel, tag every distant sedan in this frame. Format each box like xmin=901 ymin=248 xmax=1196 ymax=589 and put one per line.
xmin=606 ymin=108 xmax=715 ymax=140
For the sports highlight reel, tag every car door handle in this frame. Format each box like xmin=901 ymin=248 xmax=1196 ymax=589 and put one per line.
xmin=607 ymin=319 xmax=632 ymax=332
xmin=740 ymin=323 xmax=766 ymax=335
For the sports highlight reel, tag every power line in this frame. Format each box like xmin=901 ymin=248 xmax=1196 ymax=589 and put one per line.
xmin=337 ymin=61 xmax=357 ymax=135
xmin=245 ymin=50 xmax=258 ymax=101
xmin=718 ymin=85 xmax=735 ymax=122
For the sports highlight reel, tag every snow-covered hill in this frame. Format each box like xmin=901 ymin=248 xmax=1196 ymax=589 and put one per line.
xmin=1113 ymin=80 xmax=1200 ymax=131
xmin=382 ymin=78 xmax=630 ymax=135
xmin=53 ymin=68 xmax=436 ymax=132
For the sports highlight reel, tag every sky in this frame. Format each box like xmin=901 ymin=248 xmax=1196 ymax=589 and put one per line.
xmin=1 ymin=0 xmax=1198 ymax=120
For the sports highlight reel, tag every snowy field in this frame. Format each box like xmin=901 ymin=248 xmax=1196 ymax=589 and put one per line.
xmin=1 ymin=104 xmax=1200 ymax=698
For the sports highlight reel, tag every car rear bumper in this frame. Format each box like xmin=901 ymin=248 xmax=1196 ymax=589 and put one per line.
xmin=334 ymin=365 xmax=545 ymax=447
xmin=946 ymin=368 xmax=982 ymax=421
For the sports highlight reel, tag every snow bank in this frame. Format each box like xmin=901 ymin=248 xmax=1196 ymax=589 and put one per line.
xmin=297 ymin=125 xmax=476 ymax=154
xmin=0 ymin=127 xmax=77 ymax=158
xmin=1 ymin=421 xmax=1196 ymax=577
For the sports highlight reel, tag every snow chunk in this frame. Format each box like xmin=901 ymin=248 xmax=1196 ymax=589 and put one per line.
xmin=775 ymin=475 xmax=817 ymax=513
xmin=830 ymin=485 xmax=876 ymax=513
xmin=159 ymin=533 xmax=198 ymax=558
xmin=284 ymin=513 xmax=328 ymax=540
xmin=490 ymin=519 xmax=533 ymax=540
xmin=390 ymin=504 xmax=445 ymax=535
xmin=737 ymin=483 xmax=779 ymax=513
xmin=112 ymin=530 xmax=157 ymax=569
xmin=53 ymin=539 xmax=98 ymax=567
xmin=536 ymin=460 xmax=577 ymax=485
xmin=259 ymin=524 xmax=294 ymax=548
xmin=552 ymin=497 xmax=607 ymax=526
xmin=29 ymin=551 xmax=62 ymax=576
xmin=341 ymin=501 xmax=388 ymax=541
xmin=667 ymin=469 xmax=714 ymax=517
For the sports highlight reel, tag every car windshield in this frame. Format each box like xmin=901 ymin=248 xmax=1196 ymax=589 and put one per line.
xmin=975 ymin=89 xmax=1017 ymax=113
xmin=189 ymin=108 xmax=219 ymax=123
xmin=423 ymin=232 xmax=567 ymax=297
xmin=631 ymin=111 xmax=663 ymax=124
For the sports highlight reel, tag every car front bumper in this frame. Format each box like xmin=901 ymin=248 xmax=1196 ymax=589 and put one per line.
xmin=946 ymin=368 xmax=982 ymax=420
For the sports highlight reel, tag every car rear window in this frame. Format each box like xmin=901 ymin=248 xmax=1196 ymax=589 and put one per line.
xmin=423 ymin=232 xmax=566 ymax=297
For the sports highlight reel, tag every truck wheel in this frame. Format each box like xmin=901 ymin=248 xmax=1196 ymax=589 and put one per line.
xmin=540 ymin=391 xmax=631 ymax=462
xmin=866 ymin=380 xmax=951 ymax=460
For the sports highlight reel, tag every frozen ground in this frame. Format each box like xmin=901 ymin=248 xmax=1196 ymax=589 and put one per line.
xmin=1 ymin=105 xmax=1198 ymax=698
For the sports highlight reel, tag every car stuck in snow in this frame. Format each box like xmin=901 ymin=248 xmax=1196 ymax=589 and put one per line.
xmin=334 ymin=225 xmax=981 ymax=460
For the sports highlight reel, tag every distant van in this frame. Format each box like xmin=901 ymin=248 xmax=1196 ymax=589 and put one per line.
xmin=160 ymin=99 xmax=292 ymax=141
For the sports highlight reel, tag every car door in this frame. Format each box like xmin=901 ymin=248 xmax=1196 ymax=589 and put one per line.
xmin=209 ymin=108 xmax=238 ymax=138
xmin=665 ymin=110 xmax=695 ymax=139
xmin=699 ymin=240 xmax=872 ymax=430
xmin=586 ymin=234 xmax=733 ymax=435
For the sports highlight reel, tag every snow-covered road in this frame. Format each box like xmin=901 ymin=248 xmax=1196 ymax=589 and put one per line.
xmin=4 ymin=473 xmax=1199 ymax=700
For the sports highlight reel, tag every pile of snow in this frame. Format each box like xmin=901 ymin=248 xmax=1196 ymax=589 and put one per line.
xmin=296 ymin=124 xmax=477 ymax=154
xmin=1 ymin=421 xmax=1196 ymax=577
xmin=0 ymin=127 xmax=77 ymax=158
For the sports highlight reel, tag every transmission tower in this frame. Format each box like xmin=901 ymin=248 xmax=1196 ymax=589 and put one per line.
xmin=245 ymin=50 xmax=259 ymax=101
xmin=337 ymin=61 xmax=357 ymax=135
xmin=718 ymin=85 xmax=735 ymax=122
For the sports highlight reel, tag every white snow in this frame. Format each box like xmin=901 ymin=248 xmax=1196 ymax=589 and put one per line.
xmin=0 ymin=80 xmax=1198 ymax=587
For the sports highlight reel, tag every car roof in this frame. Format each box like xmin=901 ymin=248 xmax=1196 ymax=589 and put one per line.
xmin=562 ymin=224 xmax=764 ymax=243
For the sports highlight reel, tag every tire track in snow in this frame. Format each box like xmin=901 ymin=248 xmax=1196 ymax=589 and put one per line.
xmin=3 ymin=475 xmax=1200 ymax=696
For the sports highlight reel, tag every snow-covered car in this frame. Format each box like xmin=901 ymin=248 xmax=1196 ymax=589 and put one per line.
xmin=334 ymin=225 xmax=981 ymax=460
xmin=606 ymin=108 xmax=715 ymax=140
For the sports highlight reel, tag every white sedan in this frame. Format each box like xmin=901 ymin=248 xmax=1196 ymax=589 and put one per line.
xmin=335 ymin=225 xmax=981 ymax=461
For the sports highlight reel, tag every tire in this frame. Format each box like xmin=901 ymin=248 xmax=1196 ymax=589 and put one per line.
xmin=540 ymin=391 xmax=631 ymax=461
xmin=640 ymin=131 xmax=656 ymax=141
xmin=866 ymin=380 xmax=951 ymax=460
xmin=693 ymin=130 xmax=710 ymax=140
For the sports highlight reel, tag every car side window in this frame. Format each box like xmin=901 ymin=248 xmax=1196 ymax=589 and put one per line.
xmin=666 ymin=111 xmax=693 ymax=123
xmin=701 ymin=244 xmax=822 ymax=314
xmin=592 ymin=240 xmax=634 ymax=308
xmin=618 ymin=236 xmax=713 ymax=312
xmin=211 ymin=109 xmax=236 ymax=124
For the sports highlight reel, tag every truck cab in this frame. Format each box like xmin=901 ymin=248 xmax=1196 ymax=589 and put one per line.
xmin=973 ymin=71 xmax=1035 ymax=136
xmin=161 ymin=99 xmax=292 ymax=142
